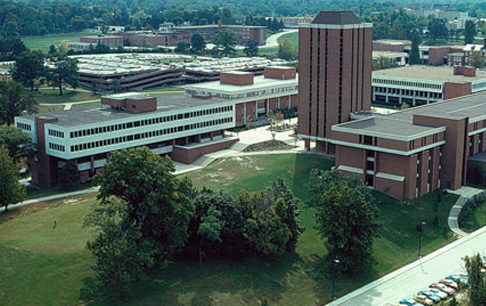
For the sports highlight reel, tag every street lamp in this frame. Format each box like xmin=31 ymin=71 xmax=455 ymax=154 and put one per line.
xmin=331 ymin=258 xmax=340 ymax=300
xmin=417 ymin=221 xmax=426 ymax=258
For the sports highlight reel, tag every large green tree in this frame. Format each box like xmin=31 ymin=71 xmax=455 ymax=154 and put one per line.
xmin=278 ymin=39 xmax=296 ymax=60
xmin=0 ymin=146 xmax=26 ymax=211
xmin=465 ymin=20 xmax=477 ymax=45
xmin=0 ymin=126 xmax=34 ymax=163
xmin=175 ymin=41 xmax=191 ymax=53
xmin=190 ymin=34 xmax=206 ymax=53
xmin=243 ymin=39 xmax=259 ymax=57
xmin=57 ymin=160 xmax=80 ymax=189
xmin=464 ymin=253 xmax=486 ymax=306
xmin=409 ymin=29 xmax=421 ymax=65
xmin=315 ymin=182 xmax=379 ymax=275
xmin=427 ymin=17 xmax=448 ymax=43
xmin=0 ymin=80 xmax=38 ymax=126
xmin=46 ymin=54 xmax=79 ymax=96
xmin=12 ymin=50 xmax=46 ymax=91
xmin=213 ymin=29 xmax=237 ymax=57
xmin=94 ymin=147 xmax=194 ymax=259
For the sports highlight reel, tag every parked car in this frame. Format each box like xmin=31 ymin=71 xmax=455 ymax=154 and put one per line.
xmin=427 ymin=288 xmax=448 ymax=300
xmin=417 ymin=290 xmax=441 ymax=303
xmin=445 ymin=274 xmax=468 ymax=286
xmin=399 ymin=299 xmax=424 ymax=306
xmin=429 ymin=283 xmax=455 ymax=295
xmin=439 ymin=278 xmax=458 ymax=289
xmin=414 ymin=294 xmax=433 ymax=305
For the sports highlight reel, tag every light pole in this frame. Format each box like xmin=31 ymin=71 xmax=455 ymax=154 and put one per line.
xmin=331 ymin=258 xmax=340 ymax=300
xmin=417 ymin=221 xmax=426 ymax=258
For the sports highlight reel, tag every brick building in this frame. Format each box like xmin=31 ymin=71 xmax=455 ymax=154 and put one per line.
xmin=297 ymin=11 xmax=373 ymax=155
xmin=372 ymin=65 xmax=486 ymax=106
xmin=332 ymin=92 xmax=486 ymax=201
xmin=174 ymin=25 xmax=267 ymax=46
xmin=15 ymin=66 xmax=298 ymax=188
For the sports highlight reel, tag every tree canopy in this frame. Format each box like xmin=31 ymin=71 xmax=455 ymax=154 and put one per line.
xmin=212 ymin=29 xmax=237 ymax=57
xmin=464 ymin=253 xmax=486 ymax=306
xmin=46 ymin=54 xmax=79 ymax=96
xmin=0 ymin=80 xmax=38 ymax=126
xmin=0 ymin=146 xmax=26 ymax=211
xmin=0 ymin=126 xmax=34 ymax=163
xmin=190 ymin=34 xmax=206 ymax=53
xmin=465 ymin=20 xmax=477 ymax=44
xmin=277 ymin=39 xmax=296 ymax=60
xmin=12 ymin=50 xmax=46 ymax=91
xmin=243 ymin=39 xmax=259 ymax=57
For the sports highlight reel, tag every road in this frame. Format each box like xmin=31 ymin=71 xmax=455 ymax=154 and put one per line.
xmin=328 ymin=226 xmax=486 ymax=306
xmin=261 ymin=29 xmax=298 ymax=49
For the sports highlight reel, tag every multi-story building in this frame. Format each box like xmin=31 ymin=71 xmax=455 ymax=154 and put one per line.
xmin=185 ymin=66 xmax=298 ymax=125
xmin=15 ymin=66 xmax=298 ymax=188
xmin=332 ymin=92 xmax=486 ymax=201
xmin=273 ymin=16 xmax=315 ymax=28
xmin=174 ymin=25 xmax=267 ymax=46
xmin=372 ymin=66 xmax=486 ymax=106
xmin=297 ymin=10 xmax=373 ymax=155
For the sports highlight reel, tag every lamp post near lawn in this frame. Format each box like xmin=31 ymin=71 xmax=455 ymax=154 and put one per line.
xmin=417 ymin=221 xmax=426 ymax=258
xmin=332 ymin=258 xmax=340 ymax=300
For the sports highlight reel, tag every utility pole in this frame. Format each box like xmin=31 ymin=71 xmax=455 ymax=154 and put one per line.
xmin=331 ymin=258 xmax=340 ymax=300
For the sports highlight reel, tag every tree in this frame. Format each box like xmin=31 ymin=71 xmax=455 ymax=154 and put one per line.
xmin=278 ymin=39 xmax=296 ymax=60
xmin=372 ymin=56 xmax=398 ymax=70
xmin=427 ymin=17 xmax=448 ymax=43
xmin=46 ymin=54 xmax=79 ymax=96
xmin=316 ymin=183 xmax=379 ymax=274
xmin=213 ymin=29 xmax=237 ymax=57
xmin=465 ymin=20 xmax=477 ymax=45
xmin=12 ymin=50 xmax=46 ymax=91
xmin=0 ymin=126 xmax=34 ymax=163
xmin=0 ymin=80 xmax=38 ymax=126
xmin=190 ymin=34 xmax=206 ymax=54
xmin=187 ymin=188 xmax=244 ymax=264
xmin=0 ymin=37 xmax=27 ymax=61
xmin=470 ymin=51 xmax=484 ymax=68
xmin=94 ymin=147 xmax=194 ymax=260
xmin=175 ymin=41 xmax=190 ymax=53
xmin=464 ymin=253 xmax=486 ymax=306
xmin=0 ymin=146 xmax=26 ymax=211
xmin=221 ymin=8 xmax=233 ymax=25
xmin=57 ymin=160 xmax=80 ymax=189
xmin=243 ymin=39 xmax=259 ymax=57
xmin=85 ymin=198 xmax=155 ymax=298
xmin=409 ymin=29 xmax=421 ymax=65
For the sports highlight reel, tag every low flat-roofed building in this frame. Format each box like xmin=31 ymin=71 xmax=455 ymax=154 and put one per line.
xmin=373 ymin=51 xmax=408 ymax=67
xmin=186 ymin=66 xmax=298 ymax=125
xmin=332 ymin=91 xmax=486 ymax=200
xmin=373 ymin=39 xmax=411 ymax=52
xmin=372 ymin=65 xmax=486 ymax=106
xmin=79 ymin=35 xmax=123 ymax=48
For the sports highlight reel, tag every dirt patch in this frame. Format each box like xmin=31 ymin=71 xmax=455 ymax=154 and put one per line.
xmin=243 ymin=140 xmax=294 ymax=152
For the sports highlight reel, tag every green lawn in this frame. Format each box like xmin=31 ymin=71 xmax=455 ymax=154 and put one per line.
xmin=278 ymin=32 xmax=298 ymax=48
xmin=71 ymin=102 xmax=102 ymax=109
xmin=460 ymin=203 xmax=486 ymax=233
xmin=0 ymin=154 xmax=459 ymax=306
xmin=34 ymin=89 xmax=100 ymax=104
xmin=21 ymin=31 xmax=94 ymax=53
xmin=38 ymin=104 xmax=65 ymax=113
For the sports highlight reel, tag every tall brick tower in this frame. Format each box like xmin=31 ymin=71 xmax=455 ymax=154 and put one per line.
xmin=297 ymin=11 xmax=372 ymax=154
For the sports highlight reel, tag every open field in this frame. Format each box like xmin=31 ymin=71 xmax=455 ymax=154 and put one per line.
xmin=21 ymin=31 xmax=94 ymax=53
xmin=33 ymin=89 xmax=100 ymax=104
xmin=0 ymin=154 xmax=459 ymax=306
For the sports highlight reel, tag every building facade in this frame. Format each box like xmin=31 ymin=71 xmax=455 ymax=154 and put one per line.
xmin=79 ymin=35 xmax=124 ymax=48
xmin=297 ymin=11 xmax=373 ymax=154
xmin=332 ymin=92 xmax=486 ymax=201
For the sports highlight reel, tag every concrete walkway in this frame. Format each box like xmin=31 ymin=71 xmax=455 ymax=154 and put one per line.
xmin=447 ymin=186 xmax=486 ymax=237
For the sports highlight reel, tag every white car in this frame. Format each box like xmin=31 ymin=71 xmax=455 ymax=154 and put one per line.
xmin=427 ymin=288 xmax=447 ymax=300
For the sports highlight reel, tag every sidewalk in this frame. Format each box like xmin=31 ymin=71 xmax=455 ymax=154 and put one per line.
xmin=447 ymin=186 xmax=486 ymax=237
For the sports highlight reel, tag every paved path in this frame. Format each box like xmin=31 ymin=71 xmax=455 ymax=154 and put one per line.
xmin=447 ymin=187 xmax=485 ymax=237
xmin=261 ymin=29 xmax=298 ymax=49
xmin=328 ymin=226 xmax=486 ymax=306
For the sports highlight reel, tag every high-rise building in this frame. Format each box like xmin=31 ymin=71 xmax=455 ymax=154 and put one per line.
xmin=298 ymin=11 xmax=373 ymax=154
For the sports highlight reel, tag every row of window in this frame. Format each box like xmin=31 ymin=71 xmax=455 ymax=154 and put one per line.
xmin=70 ymin=106 xmax=233 ymax=139
xmin=49 ymin=143 xmax=65 ymax=152
xmin=187 ymin=87 xmax=297 ymax=100
xmin=48 ymin=129 xmax=65 ymax=138
xmin=372 ymin=78 xmax=442 ymax=90
xmin=16 ymin=122 xmax=31 ymax=131
xmin=70 ymin=117 xmax=232 ymax=152
xmin=373 ymin=87 xmax=443 ymax=99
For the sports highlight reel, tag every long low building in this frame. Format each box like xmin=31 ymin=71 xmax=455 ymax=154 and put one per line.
xmin=332 ymin=91 xmax=486 ymax=201
xmin=15 ymin=66 xmax=298 ymax=188
xmin=372 ymin=65 xmax=486 ymax=106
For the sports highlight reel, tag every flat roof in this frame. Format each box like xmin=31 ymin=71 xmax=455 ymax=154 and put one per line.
xmin=336 ymin=91 xmax=486 ymax=137
xmin=374 ymin=39 xmax=411 ymax=45
xmin=372 ymin=66 xmax=486 ymax=83
xmin=185 ymin=74 xmax=298 ymax=93
xmin=104 ymin=92 xmax=151 ymax=100
xmin=372 ymin=51 xmax=408 ymax=58
xmin=21 ymin=94 xmax=230 ymax=128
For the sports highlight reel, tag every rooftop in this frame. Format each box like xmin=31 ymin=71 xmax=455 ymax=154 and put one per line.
xmin=336 ymin=91 xmax=486 ymax=137
xmin=374 ymin=39 xmax=411 ymax=45
xmin=22 ymin=94 xmax=230 ymax=128
xmin=311 ymin=11 xmax=361 ymax=25
xmin=185 ymin=74 xmax=298 ymax=93
xmin=372 ymin=66 xmax=486 ymax=83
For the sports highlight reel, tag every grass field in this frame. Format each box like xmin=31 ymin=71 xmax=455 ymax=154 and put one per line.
xmin=257 ymin=31 xmax=298 ymax=57
xmin=33 ymin=89 xmax=100 ymax=104
xmin=0 ymin=154 xmax=459 ymax=306
xmin=38 ymin=105 xmax=65 ymax=113
xmin=21 ymin=31 xmax=94 ymax=53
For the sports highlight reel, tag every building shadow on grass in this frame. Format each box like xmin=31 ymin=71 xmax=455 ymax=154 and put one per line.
xmin=80 ymin=250 xmax=306 ymax=305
